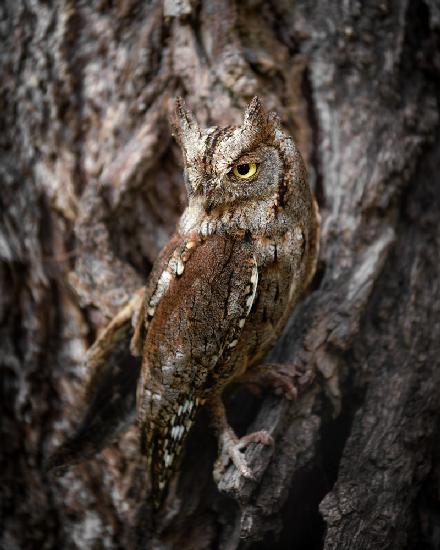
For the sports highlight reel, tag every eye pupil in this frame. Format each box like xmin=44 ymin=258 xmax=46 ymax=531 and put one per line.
xmin=237 ymin=164 xmax=250 ymax=175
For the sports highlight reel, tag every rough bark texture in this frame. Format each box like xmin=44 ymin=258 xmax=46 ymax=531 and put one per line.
xmin=1 ymin=1 xmax=439 ymax=549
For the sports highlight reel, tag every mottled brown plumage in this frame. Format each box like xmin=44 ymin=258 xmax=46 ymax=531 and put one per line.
xmin=48 ymin=97 xmax=319 ymax=511
xmin=134 ymin=97 xmax=320 ymax=507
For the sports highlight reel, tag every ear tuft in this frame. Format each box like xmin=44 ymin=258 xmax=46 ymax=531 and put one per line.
xmin=241 ymin=96 xmax=267 ymax=142
xmin=171 ymin=97 xmax=200 ymax=146
xmin=243 ymin=96 xmax=264 ymax=125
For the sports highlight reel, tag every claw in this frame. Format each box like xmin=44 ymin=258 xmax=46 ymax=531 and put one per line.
xmin=236 ymin=430 xmax=274 ymax=451
xmin=214 ymin=429 xmax=273 ymax=482
xmin=210 ymin=395 xmax=273 ymax=482
xmin=239 ymin=363 xmax=307 ymax=401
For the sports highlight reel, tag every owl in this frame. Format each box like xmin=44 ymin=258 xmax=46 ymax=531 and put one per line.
xmin=49 ymin=97 xmax=319 ymax=511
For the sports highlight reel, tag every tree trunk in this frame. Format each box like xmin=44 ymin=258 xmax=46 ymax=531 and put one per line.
xmin=2 ymin=1 xmax=439 ymax=549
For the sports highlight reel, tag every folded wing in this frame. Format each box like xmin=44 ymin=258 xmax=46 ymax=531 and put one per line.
xmin=137 ymin=234 xmax=258 ymax=507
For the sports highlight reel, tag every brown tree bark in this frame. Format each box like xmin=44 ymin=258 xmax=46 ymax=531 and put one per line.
xmin=1 ymin=1 xmax=439 ymax=549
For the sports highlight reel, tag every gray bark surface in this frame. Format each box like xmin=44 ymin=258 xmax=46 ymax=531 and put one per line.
xmin=1 ymin=1 xmax=439 ymax=549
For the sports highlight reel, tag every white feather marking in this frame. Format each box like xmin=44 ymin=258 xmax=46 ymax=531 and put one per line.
xmin=228 ymin=339 xmax=238 ymax=349
xmin=160 ymin=269 xmax=173 ymax=284
xmin=176 ymin=259 xmax=184 ymax=276
xmin=164 ymin=452 xmax=174 ymax=467
xmin=200 ymin=220 xmax=208 ymax=236
xmin=245 ymin=263 xmax=259 ymax=315
xmin=172 ymin=425 xmax=185 ymax=440
xmin=150 ymin=269 xmax=173 ymax=307
xmin=239 ymin=318 xmax=246 ymax=328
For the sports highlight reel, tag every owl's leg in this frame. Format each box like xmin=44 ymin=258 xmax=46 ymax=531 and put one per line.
xmin=238 ymin=362 xmax=312 ymax=400
xmin=209 ymin=395 xmax=273 ymax=481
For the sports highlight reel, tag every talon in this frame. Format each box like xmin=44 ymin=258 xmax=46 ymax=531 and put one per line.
xmin=266 ymin=370 xmax=298 ymax=400
xmin=239 ymin=363 xmax=302 ymax=401
xmin=217 ymin=429 xmax=273 ymax=480
xmin=210 ymin=396 xmax=273 ymax=482
xmin=228 ymin=444 xmax=254 ymax=479
xmin=236 ymin=429 xmax=273 ymax=450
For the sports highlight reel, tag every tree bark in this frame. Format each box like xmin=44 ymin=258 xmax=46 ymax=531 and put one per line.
xmin=1 ymin=1 xmax=439 ymax=549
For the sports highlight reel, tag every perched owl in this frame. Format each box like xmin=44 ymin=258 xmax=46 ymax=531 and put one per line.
xmin=49 ymin=97 xmax=319 ymax=511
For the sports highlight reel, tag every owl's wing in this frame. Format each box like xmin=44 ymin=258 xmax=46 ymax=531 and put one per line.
xmin=137 ymin=234 xmax=258 ymax=506
xmin=47 ymin=236 xmax=184 ymax=472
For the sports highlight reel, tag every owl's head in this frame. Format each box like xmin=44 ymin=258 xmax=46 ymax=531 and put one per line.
xmin=171 ymin=97 xmax=306 ymax=213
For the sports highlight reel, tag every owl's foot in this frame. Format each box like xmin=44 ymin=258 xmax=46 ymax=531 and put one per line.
xmin=239 ymin=362 xmax=312 ymax=400
xmin=214 ymin=429 xmax=273 ymax=481
xmin=209 ymin=396 xmax=273 ymax=482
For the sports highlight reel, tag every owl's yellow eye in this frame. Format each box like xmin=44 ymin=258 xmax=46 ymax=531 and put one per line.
xmin=233 ymin=162 xmax=258 ymax=179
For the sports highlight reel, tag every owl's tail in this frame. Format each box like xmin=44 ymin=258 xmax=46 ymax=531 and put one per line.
xmin=140 ymin=393 xmax=205 ymax=510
